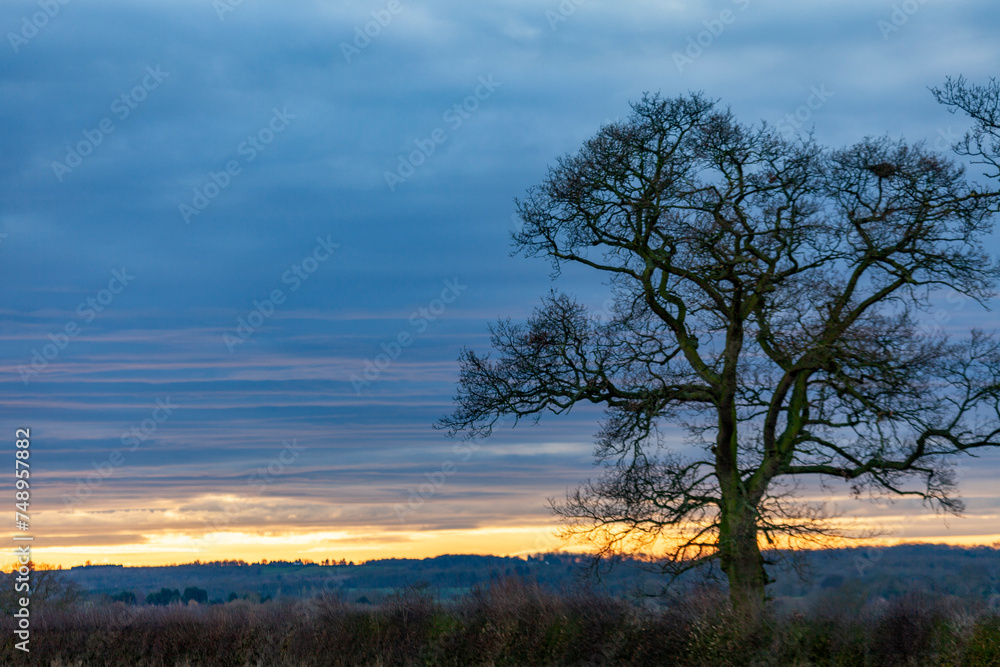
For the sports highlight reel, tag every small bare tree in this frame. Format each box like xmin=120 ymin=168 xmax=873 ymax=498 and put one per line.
xmin=440 ymin=87 xmax=1000 ymax=613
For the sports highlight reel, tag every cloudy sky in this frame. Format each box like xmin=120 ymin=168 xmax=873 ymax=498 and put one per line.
xmin=2 ymin=0 xmax=999 ymax=567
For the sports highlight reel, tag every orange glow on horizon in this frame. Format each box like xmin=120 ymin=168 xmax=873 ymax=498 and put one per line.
xmin=6 ymin=527 xmax=998 ymax=571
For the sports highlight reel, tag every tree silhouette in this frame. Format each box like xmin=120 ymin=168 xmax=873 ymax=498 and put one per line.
xmin=146 ymin=587 xmax=180 ymax=605
xmin=441 ymin=87 xmax=1000 ymax=613
xmin=933 ymin=76 xmax=1000 ymax=180
xmin=182 ymin=586 xmax=208 ymax=605
xmin=110 ymin=591 xmax=137 ymax=604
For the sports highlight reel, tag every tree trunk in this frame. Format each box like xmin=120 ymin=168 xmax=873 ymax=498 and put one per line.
xmin=718 ymin=499 xmax=767 ymax=617
xmin=716 ymin=374 xmax=767 ymax=617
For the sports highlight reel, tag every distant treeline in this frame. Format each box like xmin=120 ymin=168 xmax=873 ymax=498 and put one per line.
xmin=41 ymin=543 xmax=1000 ymax=607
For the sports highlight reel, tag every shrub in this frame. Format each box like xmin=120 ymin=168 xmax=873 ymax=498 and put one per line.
xmin=3 ymin=580 xmax=1000 ymax=665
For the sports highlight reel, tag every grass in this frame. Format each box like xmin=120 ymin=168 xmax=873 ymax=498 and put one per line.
xmin=4 ymin=578 xmax=1000 ymax=666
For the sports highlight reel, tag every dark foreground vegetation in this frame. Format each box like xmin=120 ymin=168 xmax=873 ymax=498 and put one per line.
xmin=3 ymin=577 xmax=1000 ymax=666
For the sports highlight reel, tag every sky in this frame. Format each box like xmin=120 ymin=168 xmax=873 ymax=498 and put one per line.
xmin=2 ymin=0 xmax=1000 ymax=568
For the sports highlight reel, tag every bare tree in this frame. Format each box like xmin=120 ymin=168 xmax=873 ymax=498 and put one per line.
xmin=933 ymin=76 xmax=1000 ymax=179
xmin=439 ymin=89 xmax=1000 ymax=613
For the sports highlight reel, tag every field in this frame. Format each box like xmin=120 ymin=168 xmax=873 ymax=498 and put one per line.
xmin=4 ymin=546 xmax=1000 ymax=666
xmin=0 ymin=545 xmax=1000 ymax=667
